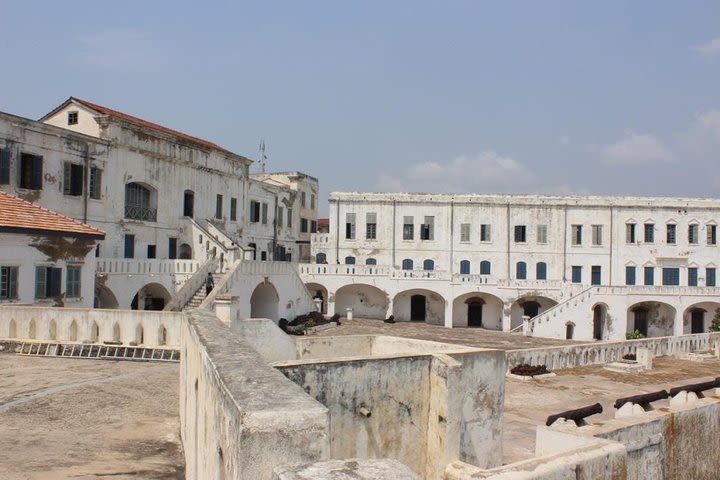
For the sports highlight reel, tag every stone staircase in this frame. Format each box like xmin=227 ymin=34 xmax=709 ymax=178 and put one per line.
xmin=182 ymin=272 xmax=227 ymax=311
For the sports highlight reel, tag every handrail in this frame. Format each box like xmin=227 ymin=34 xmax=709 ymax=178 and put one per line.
xmin=164 ymin=258 xmax=218 ymax=311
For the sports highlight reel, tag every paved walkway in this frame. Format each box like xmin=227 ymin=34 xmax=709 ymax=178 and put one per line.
xmin=313 ymin=317 xmax=577 ymax=350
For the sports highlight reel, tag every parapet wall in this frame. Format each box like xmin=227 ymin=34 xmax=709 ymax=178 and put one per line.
xmin=506 ymin=332 xmax=720 ymax=371
xmin=180 ymin=310 xmax=329 ymax=480
xmin=0 ymin=305 xmax=182 ymax=347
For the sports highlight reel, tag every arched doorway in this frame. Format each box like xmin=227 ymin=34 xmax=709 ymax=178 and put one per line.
xmin=566 ymin=322 xmax=575 ymax=339
xmin=179 ymin=243 xmax=192 ymax=260
xmin=393 ymin=289 xmax=446 ymax=324
xmin=467 ymin=298 xmax=485 ymax=327
xmin=95 ymin=285 xmax=119 ymax=309
xmin=250 ymin=282 xmax=279 ymax=320
xmin=627 ymin=301 xmax=676 ymax=338
xmin=592 ymin=304 xmax=607 ymax=340
xmin=335 ymin=284 xmax=388 ymax=319
xmin=683 ymin=302 xmax=720 ymax=334
xmin=131 ymin=283 xmax=172 ymax=311
xmin=305 ymin=283 xmax=329 ymax=315
xmin=510 ymin=296 xmax=558 ymax=330
xmin=452 ymin=292 xmax=504 ymax=329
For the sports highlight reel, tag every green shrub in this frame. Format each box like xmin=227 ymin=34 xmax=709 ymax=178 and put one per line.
xmin=710 ymin=308 xmax=720 ymax=332
xmin=625 ymin=330 xmax=646 ymax=340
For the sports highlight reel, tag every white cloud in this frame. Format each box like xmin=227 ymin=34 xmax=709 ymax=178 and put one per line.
xmin=678 ymin=109 xmax=720 ymax=153
xmin=74 ymin=29 xmax=170 ymax=72
xmin=377 ymin=151 xmax=535 ymax=194
xmin=694 ymin=37 xmax=720 ymax=57
xmin=598 ymin=130 xmax=675 ymax=165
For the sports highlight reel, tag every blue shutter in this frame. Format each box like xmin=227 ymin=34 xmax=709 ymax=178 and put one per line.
xmin=480 ymin=261 xmax=491 ymax=275
xmin=688 ymin=267 xmax=698 ymax=286
xmin=344 ymin=256 xmax=355 ymax=265
xmin=626 ymin=266 xmax=636 ymax=285
xmin=460 ymin=260 xmax=470 ymax=274
xmin=516 ymin=262 xmax=527 ymax=280
xmin=402 ymin=259 xmax=413 ymax=270
xmin=571 ymin=266 xmax=582 ymax=283
xmin=423 ymin=259 xmax=434 ymax=271
xmin=32 ymin=155 xmax=43 ymax=189
xmin=662 ymin=268 xmax=680 ymax=286
xmin=536 ymin=262 xmax=547 ymax=280
xmin=315 ymin=252 xmax=326 ymax=264
xmin=707 ymin=268 xmax=716 ymax=287
xmin=0 ymin=148 xmax=10 ymax=184
xmin=365 ymin=258 xmax=377 ymax=265
xmin=591 ymin=266 xmax=601 ymax=285
xmin=644 ymin=267 xmax=654 ymax=286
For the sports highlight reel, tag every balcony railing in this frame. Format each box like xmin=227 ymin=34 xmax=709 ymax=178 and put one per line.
xmin=125 ymin=205 xmax=157 ymax=222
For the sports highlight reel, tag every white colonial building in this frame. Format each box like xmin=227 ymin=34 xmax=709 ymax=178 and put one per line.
xmin=0 ymin=97 xmax=318 ymax=311
xmin=303 ymin=192 xmax=720 ymax=341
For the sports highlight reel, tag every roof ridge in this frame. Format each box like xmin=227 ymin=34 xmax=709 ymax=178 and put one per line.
xmin=69 ymin=97 xmax=236 ymax=156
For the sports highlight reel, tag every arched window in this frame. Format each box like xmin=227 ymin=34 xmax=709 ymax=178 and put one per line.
xmin=536 ymin=262 xmax=547 ymax=280
xmin=365 ymin=258 xmax=377 ymax=265
xmin=315 ymin=252 xmax=327 ymax=264
xmin=402 ymin=259 xmax=413 ymax=270
xmin=480 ymin=260 xmax=491 ymax=275
xmin=423 ymin=259 xmax=435 ymax=271
xmin=344 ymin=256 xmax=356 ymax=265
xmin=460 ymin=260 xmax=470 ymax=274
xmin=516 ymin=261 xmax=527 ymax=280
xmin=125 ymin=182 xmax=157 ymax=221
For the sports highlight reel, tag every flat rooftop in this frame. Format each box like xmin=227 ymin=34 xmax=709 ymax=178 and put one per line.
xmin=503 ymin=356 xmax=720 ymax=464
xmin=0 ymin=354 xmax=183 ymax=479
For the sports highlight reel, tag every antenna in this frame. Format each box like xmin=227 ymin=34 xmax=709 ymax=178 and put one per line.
xmin=259 ymin=139 xmax=268 ymax=173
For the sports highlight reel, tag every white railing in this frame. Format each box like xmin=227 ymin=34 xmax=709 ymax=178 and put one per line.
xmin=299 ymin=264 xmax=392 ymax=276
xmin=452 ymin=274 xmax=494 ymax=284
xmin=310 ymin=233 xmax=330 ymax=244
xmin=96 ymin=258 xmax=203 ymax=275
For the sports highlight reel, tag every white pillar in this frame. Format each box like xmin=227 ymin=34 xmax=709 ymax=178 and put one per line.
xmin=444 ymin=301 xmax=453 ymax=328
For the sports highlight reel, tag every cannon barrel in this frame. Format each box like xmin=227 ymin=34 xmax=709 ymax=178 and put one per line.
xmin=614 ymin=390 xmax=668 ymax=409
xmin=668 ymin=378 xmax=720 ymax=397
xmin=546 ymin=403 xmax=603 ymax=426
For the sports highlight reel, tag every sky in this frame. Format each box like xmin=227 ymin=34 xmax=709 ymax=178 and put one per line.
xmin=2 ymin=1 xmax=720 ymax=215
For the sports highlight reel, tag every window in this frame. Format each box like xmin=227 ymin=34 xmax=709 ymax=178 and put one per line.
xmin=230 ymin=198 xmax=237 ymax=221
xmin=20 ymin=153 xmax=43 ymax=190
xmin=67 ymin=111 xmax=78 ymax=125
xmin=66 ymin=266 xmax=81 ymax=298
xmin=0 ymin=266 xmax=18 ymax=299
xmin=592 ymin=225 xmax=603 ymax=246
xmin=366 ymin=258 xmax=377 ymax=265
xmin=666 ymin=224 xmax=676 ymax=244
xmin=125 ymin=183 xmax=156 ymax=221
xmin=571 ymin=266 xmax=582 ymax=283
xmin=707 ymin=225 xmax=717 ymax=245
xmin=63 ymin=162 xmax=84 ymax=196
xmin=571 ymin=225 xmax=582 ymax=245
xmin=707 ymin=267 xmax=716 ymax=287
xmin=261 ymin=203 xmax=268 ymax=224
xmin=460 ymin=223 xmax=470 ymax=242
xmin=345 ymin=213 xmax=356 ymax=239
xmin=688 ymin=267 xmax=698 ymax=286
xmin=277 ymin=207 xmax=283 ymax=228
xmin=402 ymin=259 xmax=413 ymax=270
xmin=215 ymin=194 xmax=223 ymax=219
xmin=250 ymin=201 xmax=261 ymax=222
xmin=591 ymin=265 xmax=601 ymax=285
xmin=662 ymin=267 xmax=680 ymax=286
xmin=423 ymin=259 xmax=434 ymax=271
xmin=301 ymin=191 xmax=306 ymax=207
xmin=626 ymin=223 xmax=636 ymax=243
xmin=536 ymin=225 xmax=547 ymax=244
xmin=626 ymin=266 xmax=636 ymax=285
xmin=310 ymin=194 xmax=315 ymax=210
xmin=420 ymin=216 xmax=434 ymax=240
xmin=344 ymin=256 xmax=356 ymax=265
xmin=460 ymin=260 xmax=470 ymax=274
xmin=0 ymin=148 xmax=10 ymax=185
xmin=287 ymin=208 xmax=293 ymax=228
xmin=89 ymin=167 xmax=102 ymax=199
xmin=480 ymin=224 xmax=491 ymax=242
xmin=644 ymin=266 xmax=654 ymax=286
xmin=536 ymin=262 xmax=547 ymax=280
xmin=480 ymin=260 xmax=491 ymax=275
xmin=35 ymin=266 xmax=61 ymax=299
xmin=124 ymin=234 xmax=135 ymax=259
xmin=688 ymin=224 xmax=699 ymax=244
xmin=147 ymin=245 xmax=156 ymax=259
xmin=366 ymin=213 xmax=377 ymax=239
xmin=514 ymin=225 xmax=526 ymax=243
xmin=311 ymin=220 xmax=317 ymax=233
xmin=403 ymin=216 xmax=414 ymax=240
xmin=516 ymin=261 xmax=527 ymax=279
xmin=300 ymin=218 xmax=308 ymax=233
xmin=168 ymin=238 xmax=177 ymax=260
xmin=315 ymin=253 xmax=326 ymax=264
xmin=644 ymin=223 xmax=655 ymax=243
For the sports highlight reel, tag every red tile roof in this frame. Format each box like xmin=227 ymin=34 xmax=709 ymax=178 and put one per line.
xmin=0 ymin=190 xmax=105 ymax=239
xmin=70 ymin=97 xmax=236 ymax=156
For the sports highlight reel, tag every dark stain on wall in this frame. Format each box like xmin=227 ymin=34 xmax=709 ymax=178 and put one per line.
xmin=30 ymin=236 xmax=95 ymax=262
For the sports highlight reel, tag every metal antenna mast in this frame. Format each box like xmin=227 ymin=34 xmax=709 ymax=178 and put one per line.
xmin=259 ymin=139 xmax=267 ymax=173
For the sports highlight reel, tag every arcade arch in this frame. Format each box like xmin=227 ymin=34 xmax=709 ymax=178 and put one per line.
xmin=334 ymin=284 xmax=388 ymax=320
xmin=682 ymin=302 xmax=720 ymax=334
xmin=509 ymin=296 xmax=558 ymax=330
xmin=626 ymin=301 xmax=676 ymax=338
xmin=250 ymin=282 xmax=280 ymax=320
xmin=131 ymin=283 xmax=171 ymax=311
xmin=393 ymin=289 xmax=446 ymax=325
xmin=305 ymin=282 xmax=329 ymax=315
xmin=452 ymin=292 xmax=504 ymax=329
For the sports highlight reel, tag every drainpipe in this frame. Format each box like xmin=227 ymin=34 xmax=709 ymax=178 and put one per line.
xmin=392 ymin=199 xmax=396 ymax=267
xmin=272 ymin=195 xmax=278 ymax=260
xmin=609 ymin=205 xmax=614 ymax=285
xmin=562 ymin=204 xmax=568 ymax=281
xmin=335 ymin=198 xmax=340 ymax=263
xmin=82 ymin=142 xmax=90 ymax=223
xmin=506 ymin=203 xmax=511 ymax=280
xmin=449 ymin=200 xmax=454 ymax=273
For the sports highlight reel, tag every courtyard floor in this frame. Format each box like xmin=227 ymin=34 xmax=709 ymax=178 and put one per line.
xmin=312 ymin=317 xmax=576 ymax=350
xmin=0 ymin=354 xmax=183 ymax=479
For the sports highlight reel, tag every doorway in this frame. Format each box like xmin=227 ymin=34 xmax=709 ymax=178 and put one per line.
xmin=691 ymin=309 xmax=705 ymax=334
xmin=468 ymin=302 xmax=483 ymax=327
xmin=410 ymin=295 xmax=426 ymax=321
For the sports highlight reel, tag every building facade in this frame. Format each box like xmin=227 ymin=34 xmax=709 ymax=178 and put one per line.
xmin=303 ymin=192 xmax=720 ymax=340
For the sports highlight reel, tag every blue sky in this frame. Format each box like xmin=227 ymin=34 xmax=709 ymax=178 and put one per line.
xmin=2 ymin=1 xmax=720 ymax=214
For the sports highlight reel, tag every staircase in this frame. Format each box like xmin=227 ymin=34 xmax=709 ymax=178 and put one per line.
xmin=182 ymin=271 xmax=228 ymax=311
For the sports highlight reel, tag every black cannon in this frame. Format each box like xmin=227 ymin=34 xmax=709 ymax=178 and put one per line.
xmin=546 ymin=403 xmax=603 ymax=426
xmin=614 ymin=390 xmax=668 ymax=409
xmin=668 ymin=378 xmax=720 ymax=397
